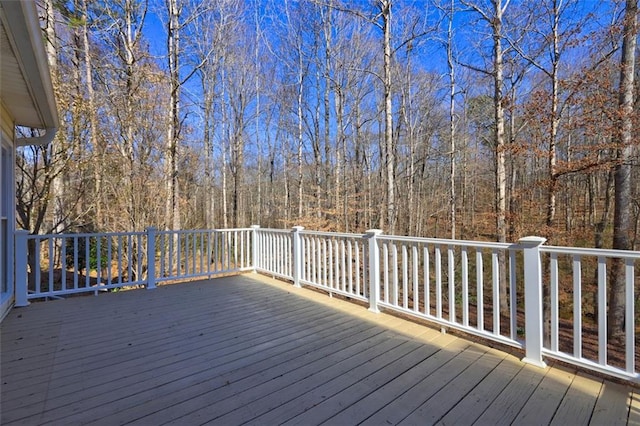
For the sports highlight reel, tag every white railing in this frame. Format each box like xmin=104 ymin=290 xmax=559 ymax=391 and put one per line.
xmin=14 ymin=226 xmax=640 ymax=382
xmin=298 ymin=229 xmax=368 ymax=302
xmin=540 ymin=245 xmax=640 ymax=380
xmin=254 ymin=227 xmax=293 ymax=280
xmin=16 ymin=230 xmax=149 ymax=300
xmin=154 ymin=228 xmax=253 ymax=283
xmin=15 ymin=227 xmax=253 ymax=302
xmin=375 ymin=234 xmax=523 ymax=350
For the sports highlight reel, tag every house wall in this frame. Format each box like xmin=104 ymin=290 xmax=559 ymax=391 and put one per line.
xmin=1 ymin=102 xmax=15 ymax=139
xmin=0 ymin=102 xmax=15 ymax=321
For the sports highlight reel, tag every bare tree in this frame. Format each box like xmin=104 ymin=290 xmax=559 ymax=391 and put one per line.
xmin=609 ymin=0 xmax=637 ymax=339
xmin=461 ymin=0 xmax=510 ymax=313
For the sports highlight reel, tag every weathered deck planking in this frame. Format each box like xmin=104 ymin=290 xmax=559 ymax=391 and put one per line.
xmin=1 ymin=274 xmax=637 ymax=425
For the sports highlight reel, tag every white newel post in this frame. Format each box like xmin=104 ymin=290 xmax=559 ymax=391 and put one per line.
xmin=146 ymin=227 xmax=156 ymax=290
xmin=292 ymin=226 xmax=304 ymax=288
xmin=520 ymin=236 xmax=547 ymax=368
xmin=15 ymin=230 xmax=29 ymax=307
xmin=250 ymin=225 xmax=260 ymax=272
xmin=366 ymin=229 xmax=383 ymax=313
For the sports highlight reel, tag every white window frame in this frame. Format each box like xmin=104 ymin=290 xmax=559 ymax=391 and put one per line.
xmin=0 ymin=131 xmax=15 ymax=321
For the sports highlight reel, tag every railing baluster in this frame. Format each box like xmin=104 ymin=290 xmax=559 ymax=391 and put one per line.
xmin=435 ymin=245 xmax=442 ymax=319
xmin=355 ymin=241 xmax=360 ymax=295
xmin=107 ymin=237 xmax=112 ymax=286
xmin=625 ymin=259 xmax=635 ymax=374
xmin=85 ymin=236 xmax=90 ymax=289
xmin=192 ymin=232 xmax=197 ymax=274
xmin=492 ymin=249 xmax=500 ymax=335
xmin=158 ymin=234 xmax=164 ymax=278
xmin=550 ymin=252 xmax=558 ymax=352
xmin=127 ymin=234 xmax=133 ymax=282
xmin=292 ymin=227 xmax=303 ymax=287
xmin=288 ymin=234 xmax=292 ymax=276
xmin=138 ymin=233 xmax=143 ymax=282
xmin=180 ymin=233 xmax=186 ymax=276
xmin=271 ymin=232 xmax=277 ymax=274
xmin=234 ymin=230 xmax=238 ymax=270
xmin=61 ymin=237 xmax=66 ymax=292
xmin=573 ymin=255 xmax=582 ymax=359
xmin=348 ymin=240 xmax=353 ymax=294
xmin=306 ymin=236 xmax=311 ymax=281
xmin=227 ymin=231 xmax=231 ymax=271
xmin=146 ymin=229 xmax=156 ymax=289
xmin=311 ymin=237 xmax=316 ymax=284
xmin=239 ymin=231 xmax=243 ymax=270
xmin=340 ymin=240 xmax=346 ymax=293
xmin=278 ymin=233 xmax=282 ymax=275
xmin=184 ymin=233 xmax=189 ymax=275
xmin=424 ymin=246 xmax=430 ymax=316
xmin=279 ymin=233 xmax=284 ymax=275
xmin=476 ymin=249 xmax=483 ymax=331
xmin=118 ymin=235 xmax=123 ymax=284
xmin=402 ymin=245 xmax=408 ymax=309
xmin=97 ymin=236 xmax=102 ymax=287
xmin=323 ymin=239 xmax=328 ymax=288
xmin=448 ymin=246 xmax=455 ymax=322
xmin=597 ymin=256 xmax=607 ymax=366
xmin=272 ymin=233 xmax=277 ymax=274
xmin=312 ymin=236 xmax=317 ymax=284
xmin=73 ymin=237 xmax=79 ymax=289
xmin=509 ymin=249 xmax=517 ymax=340
xmin=281 ymin=233 xmax=285 ymax=275
xmin=168 ymin=232 xmax=172 ymax=276
xmin=48 ymin=237 xmax=54 ymax=294
xmin=199 ymin=232 xmax=204 ymax=273
xmin=392 ymin=243 xmax=399 ymax=306
xmin=412 ymin=245 xmax=419 ymax=312
xmin=462 ymin=248 xmax=469 ymax=326
xmin=35 ymin=238 xmax=41 ymax=295
xmin=328 ymin=239 xmax=334 ymax=289
xmin=219 ymin=232 xmax=224 ymax=272
xmin=362 ymin=241 xmax=367 ymax=298
xmin=383 ymin=243 xmax=389 ymax=303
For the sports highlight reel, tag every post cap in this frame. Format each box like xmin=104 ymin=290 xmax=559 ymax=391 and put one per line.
xmin=518 ymin=236 xmax=547 ymax=246
xmin=250 ymin=225 xmax=261 ymax=229
xmin=292 ymin=226 xmax=305 ymax=231
xmin=365 ymin=229 xmax=383 ymax=236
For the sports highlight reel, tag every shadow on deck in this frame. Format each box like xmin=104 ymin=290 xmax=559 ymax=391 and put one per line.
xmin=2 ymin=274 xmax=639 ymax=425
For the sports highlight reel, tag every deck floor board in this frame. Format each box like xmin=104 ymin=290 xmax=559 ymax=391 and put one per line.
xmin=1 ymin=274 xmax=636 ymax=425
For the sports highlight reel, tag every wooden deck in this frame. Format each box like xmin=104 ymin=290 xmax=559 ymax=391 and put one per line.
xmin=2 ymin=274 xmax=639 ymax=425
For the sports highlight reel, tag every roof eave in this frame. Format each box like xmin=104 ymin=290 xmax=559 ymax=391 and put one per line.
xmin=1 ymin=0 xmax=58 ymax=143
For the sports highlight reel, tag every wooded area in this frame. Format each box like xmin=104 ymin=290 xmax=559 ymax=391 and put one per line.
xmin=19 ymin=0 xmax=639 ymax=251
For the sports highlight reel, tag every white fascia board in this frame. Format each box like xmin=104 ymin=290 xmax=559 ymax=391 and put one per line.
xmin=1 ymin=0 xmax=58 ymax=144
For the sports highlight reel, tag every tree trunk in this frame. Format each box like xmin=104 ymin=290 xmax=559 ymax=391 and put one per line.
xmin=493 ymin=0 xmax=508 ymax=314
xmin=545 ymin=0 xmax=561 ymax=238
xmin=165 ymin=0 xmax=181 ymax=233
xmin=609 ymin=0 xmax=637 ymax=339
xmin=80 ymin=0 xmax=102 ymax=229
xmin=297 ymin=61 xmax=304 ymax=219
xmin=447 ymin=0 xmax=456 ymax=239
xmin=381 ymin=0 xmax=396 ymax=233
xmin=45 ymin=0 xmax=64 ymax=236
